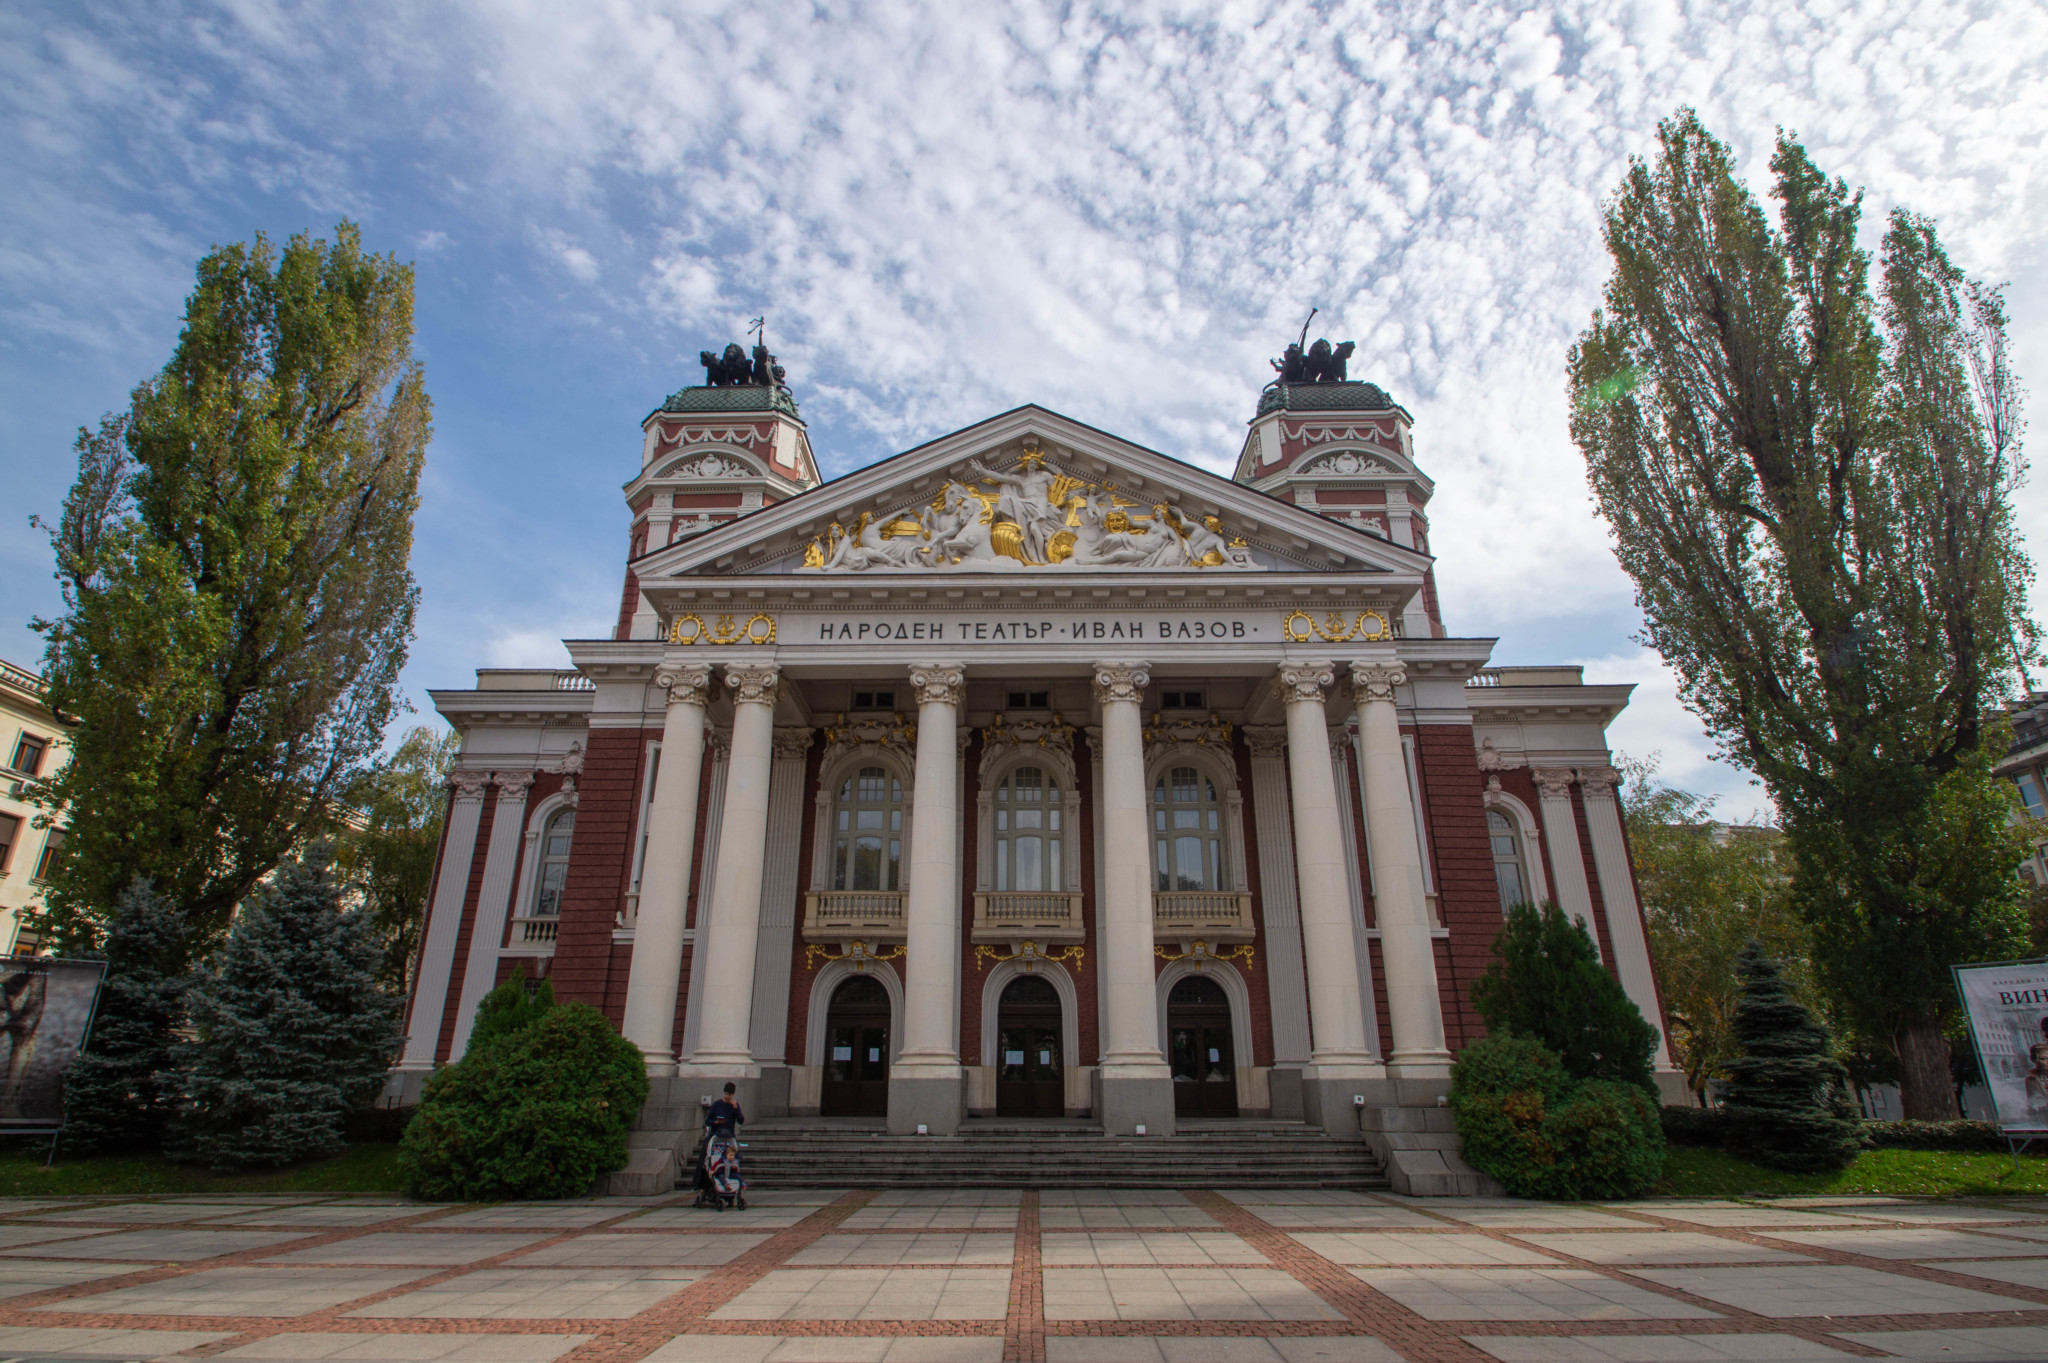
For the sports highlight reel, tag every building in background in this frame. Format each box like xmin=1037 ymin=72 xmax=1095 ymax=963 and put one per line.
xmin=0 ymin=659 xmax=66 ymax=953
xmin=1996 ymin=693 xmax=2048 ymax=887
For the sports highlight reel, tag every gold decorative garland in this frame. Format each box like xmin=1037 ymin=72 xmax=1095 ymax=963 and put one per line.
xmin=670 ymin=612 xmax=777 ymax=645
xmin=1154 ymin=941 xmax=1256 ymax=972
xmin=804 ymin=941 xmax=906 ymax=971
xmin=974 ymin=941 xmax=1084 ymax=973
xmin=1281 ymin=609 xmax=1390 ymax=644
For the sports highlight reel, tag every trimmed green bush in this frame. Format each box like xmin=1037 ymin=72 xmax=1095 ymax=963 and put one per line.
xmin=398 ymin=993 xmax=647 ymax=1201
xmin=1472 ymin=902 xmax=1660 ymax=1091
xmin=1660 ymin=1104 xmax=1728 ymax=1147
xmin=1722 ymin=941 xmax=1862 ymax=1172
xmin=469 ymin=967 xmax=554 ymax=1050
xmin=1452 ymin=1034 xmax=1665 ymax=1199
xmin=1861 ymin=1120 xmax=2005 ymax=1152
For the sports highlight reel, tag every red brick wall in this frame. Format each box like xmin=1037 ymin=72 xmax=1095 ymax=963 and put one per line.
xmin=552 ymin=729 xmax=654 ymax=1018
xmin=1230 ymin=735 xmax=1276 ymax=1068
xmin=433 ymin=790 xmax=497 ymax=1061
xmin=1413 ymin=724 xmax=1499 ymax=1050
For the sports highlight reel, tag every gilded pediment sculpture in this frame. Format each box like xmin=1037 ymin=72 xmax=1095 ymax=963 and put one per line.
xmin=800 ymin=448 xmax=1257 ymax=572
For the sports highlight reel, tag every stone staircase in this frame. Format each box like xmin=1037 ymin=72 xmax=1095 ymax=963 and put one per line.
xmin=604 ymin=1078 xmax=702 ymax=1196
xmin=674 ymin=1118 xmax=1390 ymax=1190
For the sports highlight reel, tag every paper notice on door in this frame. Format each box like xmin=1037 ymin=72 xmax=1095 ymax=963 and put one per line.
xmin=832 ymin=1046 xmax=852 ymax=1061
xmin=1039 ymin=1050 xmax=1052 ymax=1065
xmin=1004 ymin=1050 xmax=1025 ymax=1065
xmin=1208 ymin=1048 xmax=1220 ymax=1063
xmin=868 ymin=1048 xmax=881 ymax=1063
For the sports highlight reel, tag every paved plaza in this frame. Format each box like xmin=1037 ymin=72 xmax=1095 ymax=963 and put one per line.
xmin=0 ymin=1192 xmax=2046 ymax=1360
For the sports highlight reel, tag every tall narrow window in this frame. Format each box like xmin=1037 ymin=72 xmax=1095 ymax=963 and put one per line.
xmin=1488 ymin=810 xmax=1526 ymax=912
xmin=2020 ymin=773 xmax=2046 ymax=819
xmin=0 ymin=813 xmax=18 ymax=872
xmin=9 ymin=734 xmax=46 ymax=777
xmin=31 ymin=829 xmax=65 ymax=884
xmin=532 ymin=809 xmax=575 ymax=916
xmin=1153 ymin=766 xmax=1222 ymax=891
xmin=834 ymin=766 xmax=904 ymax=891
xmin=994 ymin=765 xmax=1062 ymax=892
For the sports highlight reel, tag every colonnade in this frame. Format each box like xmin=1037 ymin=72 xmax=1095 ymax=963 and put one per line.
xmin=616 ymin=652 xmax=1453 ymax=1134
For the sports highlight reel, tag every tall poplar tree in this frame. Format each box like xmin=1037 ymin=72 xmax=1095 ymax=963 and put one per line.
xmin=1571 ymin=112 xmax=2034 ymax=1118
xmin=28 ymin=222 xmax=431 ymax=953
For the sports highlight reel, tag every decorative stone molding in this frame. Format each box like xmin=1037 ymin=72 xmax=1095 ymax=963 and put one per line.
xmin=1298 ymin=450 xmax=1393 ymax=477
xmin=820 ymin=712 xmax=917 ymax=763
xmin=1576 ymin=765 xmax=1621 ymax=799
xmin=1275 ymin=662 xmax=1335 ymax=706
xmin=772 ymin=727 xmax=815 ymax=761
xmin=724 ymin=662 xmax=781 ymax=706
xmin=449 ymin=770 xmax=490 ymax=803
xmin=707 ymin=726 xmax=732 ymax=759
xmin=555 ymin=741 xmax=586 ymax=777
xmin=493 ymin=770 xmax=535 ymax=797
xmin=982 ymin=712 xmax=1077 ymax=761
xmin=665 ymin=452 xmax=757 ymax=480
xmin=909 ymin=664 xmax=966 ymax=708
xmin=1349 ymin=660 xmax=1405 ymax=704
xmin=656 ymin=663 xmax=714 ymax=707
xmin=1243 ymin=726 xmax=1288 ymax=760
xmin=1091 ymin=662 xmax=1151 ymax=707
xmin=1531 ymin=766 xmax=1578 ymax=800
xmin=1142 ymin=712 xmax=1232 ymax=756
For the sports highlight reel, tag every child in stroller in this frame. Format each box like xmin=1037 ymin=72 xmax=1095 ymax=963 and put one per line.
xmin=693 ymin=1081 xmax=746 ymax=1210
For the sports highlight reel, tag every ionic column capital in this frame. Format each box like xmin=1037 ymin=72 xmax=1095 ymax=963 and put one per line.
xmin=656 ymin=662 xmax=714 ymax=708
xmin=908 ymin=663 xmax=966 ymax=708
xmin=1531 ymin=766 xmax=1578 ymax=799
xmin=723 ymin=662 xmax=781 ymax=707
xmin=449 ymin=770 xmax=490 ymax=803
xmin=492 ymin=770 xmax=535 ymax=798
xmin=1243 ymin=725 xmax=1288 ymax=760
xmin=1275 ymin=661 xmax=1335 ymax=706
xmin=1092 ymin=661 xmax=1151 ymax=707
xmin=1575 ymin=765 xmax=1621 ymax=799
xmin=1349 ymin=660 xmax=1406 ymax=704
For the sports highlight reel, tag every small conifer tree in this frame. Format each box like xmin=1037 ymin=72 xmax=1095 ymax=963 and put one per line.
xmin=469 ymin=968 xmax=554 ymax=1050
xmin=1472 ymin=901 xmax=1661 ymax=1091
xmin=1722 ymin=940 xmax=1863 ymax=1171
xmin=59 ymin=878 xmax=192 ymax=1154
xmin=166 ymin=848 xmax=403 ymax=1169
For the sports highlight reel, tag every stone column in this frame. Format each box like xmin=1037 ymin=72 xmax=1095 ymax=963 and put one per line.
xmin=1532 ymin=766 xmax=1598 ymax=938
xmin=1278 ymin=663 xmax=1378 ymax=1130
xmin=1577 ymin=765 xmax=1682 ymax=1087
xmin=678 ymin=727 xmax=731 ymax=1062
xmin=446 ymin=770 xmax=535 ymax=1060
xmin=621 ymin=663 xmax=712 ymax=1073
xmin=747 ymin=725 xmax=816 ymax=1115
xmin=677 ymin=662 xmax=780 ymax=1091
xmin=1350 ymin=660 xmax=1452 ymax=1089
xmin=1093 ymin=661 xmax=1175 ymax=1136
xmin=890 ymin=664 xmax=968 ymax=1134
xmin=396 ymin=771 xmax=490 ymax=1075
xmin=1245 ymin=726 xmax=1313 ymax=1118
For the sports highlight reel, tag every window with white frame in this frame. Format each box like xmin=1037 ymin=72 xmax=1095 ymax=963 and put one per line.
xmin=2019 ymin=772 xmax=2047 ymax=819
xmin=833 ymin=766 xmax=903 ymax=891
xmin=532 ymin=809 xmax=574 ymax=916
xmin=993 ymin=765 xmax=1062 ymax=891
xmin=1153 ymin=765 xmax=1223 ymax=891
xmin=1487 ymin=809 xmax=1527 ymax=912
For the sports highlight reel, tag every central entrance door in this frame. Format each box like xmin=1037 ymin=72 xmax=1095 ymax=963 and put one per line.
xmin=820 ymin=974 xmax=890 ymax=1117
xmin=1168 ymin=974 xmax=1239 ymax=1117
xmin=995 ymin=974 xmax=1064 ymax=1117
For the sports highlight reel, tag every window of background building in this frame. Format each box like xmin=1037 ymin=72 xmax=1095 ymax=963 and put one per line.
xmin=1488 ymin=810 xmax=1527 ymax=912
xmin=833 ymin=766 xmax=903 ymax=891
xmin=1153 ymin=765 xmax=1222 ymax=891
xmin=994 ymin=765 xmax=1061 ymax=892
xmin=9 ymin=734 xmax=46 ymax=777
xmin=0 ymin=813 xmax=17 ymax=872
xmin=532 ymin=810 xmax=574 ymax=915
xmin=2019 ymin=772 xmax=2046 ymax=819
xmin=32 ymin=829 xmax=65 ymax=883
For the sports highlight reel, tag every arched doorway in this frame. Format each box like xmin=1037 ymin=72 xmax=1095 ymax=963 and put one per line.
xmin=820 ymin=974 xmax=889 ymax=1117
xmin=1168 ymin=974 xmax=1238 ymax=1117
xmin=995 ymin=974 xmax=1064 ymax=1117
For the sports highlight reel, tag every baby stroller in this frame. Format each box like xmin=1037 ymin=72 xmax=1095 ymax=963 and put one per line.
xmin=693 ymin=1129 xmax=746 ymax=1210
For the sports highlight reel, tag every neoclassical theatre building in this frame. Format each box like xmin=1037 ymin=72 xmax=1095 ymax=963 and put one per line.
xmin=392 ymin=346 xmax=1682 ymax=1160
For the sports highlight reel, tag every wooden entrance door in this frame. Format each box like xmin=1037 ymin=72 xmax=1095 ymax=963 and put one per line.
xmin=1168 ymin=975 xmax=1238 ymax=1117
xmin=820 ymin=974 xmax=890 ymax=1117
xmin=995 ymin=975 xmax=1064 ymax=1117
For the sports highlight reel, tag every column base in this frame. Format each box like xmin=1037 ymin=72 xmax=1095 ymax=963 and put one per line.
xmin=1268 ymin=1066 xmax=1305 ymax=1121
xmin=1094 ymin=1068 xmax=1176 ymax=1137
xmin=888 ymin=1067 xmax=965 ymax=1135
xmin=1653 ymin=1068 xmax=1692 ymax=1106
xmin=1301 ymin=1061 xmax=1385 ymax=1137
xmin=640 ymin=1048 xmax=678 ymax=1079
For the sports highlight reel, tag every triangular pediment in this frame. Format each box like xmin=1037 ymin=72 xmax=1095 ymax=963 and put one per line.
xmin=633 ymin=406 xmax=1432 ymax=588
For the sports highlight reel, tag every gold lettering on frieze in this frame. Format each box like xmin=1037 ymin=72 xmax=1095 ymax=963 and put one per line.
xmin=1281 ymin=608 xmax=1391 ymax=644
xmin=670 ymin=612 xmax=777 ymax=646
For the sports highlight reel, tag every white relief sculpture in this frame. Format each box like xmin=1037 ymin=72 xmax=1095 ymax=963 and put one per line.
xmin=1300 ymin=451 xmax=1392 ymax=477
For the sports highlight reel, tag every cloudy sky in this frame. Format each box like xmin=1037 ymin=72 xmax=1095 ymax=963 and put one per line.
xmin=4 ymin=0 xmax=2045 ymax=821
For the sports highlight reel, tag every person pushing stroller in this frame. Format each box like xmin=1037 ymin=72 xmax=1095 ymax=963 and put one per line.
xmin=694 ymin=1081 xmax=746 ymax=1210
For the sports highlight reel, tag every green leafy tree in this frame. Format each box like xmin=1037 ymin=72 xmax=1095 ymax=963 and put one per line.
xmin=1621 ymin=755 xmax=1817 ymax=1097
xmin=1570 ymin=110 xmax=2034 ymax=1118
xmin=28 ymin=221 xmax=431 ymax=954
xmin=1722 ymin=941 xmax=1864 ymax=1171
xmin=166 ymin=848 xmax=403 ymax=1170
xmin=1472 ymin=901 xmax=1661 ymax=1092
xmin=58 ymin=879 xmax=192 ymax=1154
xmin=335 ymin=726 xmax=459 ymax=992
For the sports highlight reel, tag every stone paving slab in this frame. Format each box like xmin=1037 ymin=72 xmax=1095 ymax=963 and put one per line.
xmin=842 ymin=1208 xmax=1021 ymax=1231
xmin=1044 ymin=1341 xmax=1401 ymax=1362
xmin=1832 ymin=1325 xmax=2048 ymax=1358
xmin=1229 ymin=1205 xmax=1442 ymax=1230
xmin=1630 ymin=1264 xmax=2037 ymax=1317
xmin=207 ymin=1207 xmax=430 ymax=1229
xmin=0 ymin=1257 xmax=163 ymax=1297
xmin=0 ymin=1224 xmax=127 ymax=1250
xmin=1468 ymin=1335 xmax=1854 ymax=1360
xmin=787 ymin=1233 xmax=1015 ymax=1266
xmin=512 ymin=1232 xmax=769 ymax=1267
xmin=263 ymin=1232 xmax=552 ymax=1265
xmin=710 ymin=1267 xmax=1012 ymax=1321
xmin=1428 ymin=1207 xmax=1664 ymax=1231
xmin=52 ymin=1265 xmax=438 ymax=1316
xmin=1353 ymin=1266 xmax=1722 ymax=1321
xmin=1642 ymin=1208 xmax=1890 ymax=1230
xmin=1291 ymin=1230 xmax=1560 ymax=1266
xmin=0 ymin=1326 xmax=238 ymax=1357
xmin=1912 ymin=1256 xmax=2048 ymax=1290
xmin=1952 ymin=1221 xmax=2048 ymax=1243
xmin=627 ymin=1206 xmax=817 ymax=1230
xmin=1756 ymin=1226 xmax=2048 ymax=1259
xmin=1039 ymin=1191 xmax=1193 ymax=1206
xmin=870 ymin=1191 xmax=1023 ymax=1206
xmin=0 ymin=1201 xmax=82 ymax=1216
xmin=353 ymin=1267 xmax=705 ymax=1319
xmin=429 ymin=1206 xmax=625 ymax=1229
xmin=648 ymin=1338 xmax=1004 ymax=1362
xmin=1214 ymin=1191 xmax=1378 ymax=1207
xmin=1515 ymin=1232 xmax=1816 ymax=1265
xmin=1040 ymin=1266 xmax=1342 ymax=1321
xmin=8 ymin=1228 xmax=319 ymax=1261
xmin=1038 ymin=1232 xmax=1269 ymax=1265
xmin=214 ymin=1333 xmax=593 ymax=1361
xmin=1834 ymin=1203 xmax=2048 ymax=1225
xmin=1037 ymin=1206 xmax=1218 ymax=1230
xmin=26 ymin=1202 xmax=274 ymax=1225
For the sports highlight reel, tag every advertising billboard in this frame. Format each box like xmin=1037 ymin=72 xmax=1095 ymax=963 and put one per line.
xmin=0 ymin=957 xmax=106 ymax=1132
xmin=1954 ymin=958 xmax=2048 ymax=1134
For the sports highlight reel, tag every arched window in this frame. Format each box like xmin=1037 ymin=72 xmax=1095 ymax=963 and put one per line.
xmin=532 ymin=809 xmax=574 ymax=916
xmin=1488 ymin=809 xmax=1527 ymax=912
xmin=833 ymin=765 xmax=903 ymax=891
xmin=994 ymin=765 xmax=1062 ymax=891
xmin=1153 ymin=765 xmax=1222 ymax=891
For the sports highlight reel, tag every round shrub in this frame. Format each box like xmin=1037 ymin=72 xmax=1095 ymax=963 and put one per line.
xmin=1451 ymin=1033 xmax=1664 ymax=1199
xmin=399 ymin=1001 xmax=648 ymax=1201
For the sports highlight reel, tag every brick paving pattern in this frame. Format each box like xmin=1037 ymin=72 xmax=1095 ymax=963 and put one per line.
xmin=6 ymin=1191 xmax=2048 ymax=1360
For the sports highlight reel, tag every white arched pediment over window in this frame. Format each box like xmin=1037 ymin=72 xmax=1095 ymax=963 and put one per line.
xmin=653 ymin=447 xmax=768 ymax=481
xmin=810 ymin=750 xmax=916 ymax=893
xmin=978 ymin=959 xmax=1081 ymax=1073
xmin=508 ymin=790 xmax=578 ymax=939
xmin=1482 ymin=789 xmax=1548 ymax=910
xmin=1143 ymin=746 xmax=1249 ymax=894
xmin=976 ymin=747 xmax=1081 ymax=894
xmin=803 ymin=959 xmax=905 ymax=1068
xmin=1155 ymin=957 xmax=1256 ymax=1108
